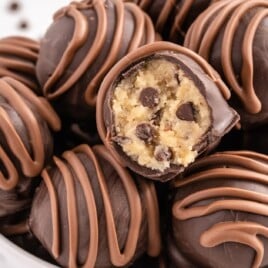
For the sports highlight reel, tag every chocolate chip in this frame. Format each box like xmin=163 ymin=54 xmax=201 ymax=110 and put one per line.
xmin=175 ymin=73 xmax=181 ymax=85
xmin=176 ymin=102 xmax=195 ymax=121
xmin=18 ymin=20 xmax=29 ymax=30
xmin=139 ymin=87 xmax=159 ymax=108
xmin=8 ymin=1 xmax=20 ymax=12
xmin=154 ymin=146 xmax=173 ymax=161
xmin=136 ymin=123 xmax=155 ymax=143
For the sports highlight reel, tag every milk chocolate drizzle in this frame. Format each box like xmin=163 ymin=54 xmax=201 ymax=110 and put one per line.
xmin=0 ymin=77 xmax=60 ymax=190
xmin=0 ymin=36 xmax=39 ymax=92
xmin=172 ymin=151 xmax=268 ymax=268
xmin=43 ymin=0 xmax=155 ymax=107
xmin=184 ymin=0 xmax=268 ymax=114
xmin=41 ymin=145 xmax=161 ymax=267
xmin=127 ymin=0 xmax=217 ymax=41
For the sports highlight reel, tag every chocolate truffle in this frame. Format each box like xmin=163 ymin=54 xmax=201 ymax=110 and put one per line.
xmin=184 ymin=0 xmax=268 ymax=129
xmin=97 ymin=42 xmax=239 ymax=181
xmin=0 ymin=76 xmax=61 ymax=191
xmin=0 ymin=36 xmax=40 ymax=94
xmin=169 ymin=151 xmax=268 ymax=268
xmin=36 ymin=0 xmax=156 ymax=124
xmin=29 ymin=144 xmax=161 ymax=267
xmin=0 ymin=177 xmax=38 ymax=220
xmin=124 ymin=0 xmax=218 ymax=43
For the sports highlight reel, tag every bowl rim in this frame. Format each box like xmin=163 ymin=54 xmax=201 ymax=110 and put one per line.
xmin=0 ymin=234 xmax=58 ymax=267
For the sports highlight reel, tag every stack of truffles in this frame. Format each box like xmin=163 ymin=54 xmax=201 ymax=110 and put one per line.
xmin=1 ymin=0 xmax=268 ymax=267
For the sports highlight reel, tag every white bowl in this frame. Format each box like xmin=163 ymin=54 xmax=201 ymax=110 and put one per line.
xmin=0 ymin=235 xmax=58 ymax=268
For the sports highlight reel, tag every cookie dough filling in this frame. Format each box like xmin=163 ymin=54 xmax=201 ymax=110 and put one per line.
xmin=112 ymin=58 xmax=211 ymax=171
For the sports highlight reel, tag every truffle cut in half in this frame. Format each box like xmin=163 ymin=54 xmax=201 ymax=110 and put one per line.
xmin=97 ymin=42 xmax=239 ymax=181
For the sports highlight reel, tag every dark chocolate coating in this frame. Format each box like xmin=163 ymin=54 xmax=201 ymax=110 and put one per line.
xmin=0 ymin=77 xmax=61 ymax=191
xmin=124 ymin=0 xmax=217 ymax=43
xmin=29 ymin=145 xmax=161 ymax=267
xmin=0 ymin=178 xmax=37 ymax=220
xmin=0 ymin=98 xmax=52 ymax=174
xmin=97 ymin=42 xmax=239 ymax=181
xmin=36 ymin=0 xmax=155 ymax=124
xmin=168 ymin=151 xmax=268 ymax=268
xmin=184 ymin=0 xmax=268 ymax=129
xmin=130 ymin=254 xmax=165 ymax=268
xmin=54 ymin=121 xmax=101 ymax=155
xmin=215 ymin=128 xmax=244 ymax=152
xmin=241 ymin=126 xmax=268 ymax=155
xmin=0 ymin=77 xmax=60 ymax=222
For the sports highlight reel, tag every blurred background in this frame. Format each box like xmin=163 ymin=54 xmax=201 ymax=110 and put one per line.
xmin=0 ymin=0 xmax=70 ymax=39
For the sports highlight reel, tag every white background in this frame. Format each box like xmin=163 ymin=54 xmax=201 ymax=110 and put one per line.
xmin=0 ymin=0 xmax=70 ymax=39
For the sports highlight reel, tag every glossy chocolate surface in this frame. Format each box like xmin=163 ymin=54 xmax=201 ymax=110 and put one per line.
xmin=0 ymin=77 xmax=61 ymax=191
xmin=29 ymin=145 xmax=161 ymax=267
xmin=169 ymin=151 xmax=268 ymax=268
xmin=184 ymin=0 xmax=268 ymax=129
xmin=54 ymin=121 xmax=101 ymax=155
xmin=0 ymin=178 xmax=37 ymax=220
xmin=124 ymin=0 xmax=218 ymax=43
xmin=36 ymin=0 xmax=156 ymax=123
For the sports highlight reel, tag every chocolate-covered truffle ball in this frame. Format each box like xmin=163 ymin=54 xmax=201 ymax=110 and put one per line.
xmin=29 ymin=145 xmax=161 ymax=267
xmin=36 ymin=0 xmax=156 ymax=124
xmin=0 ymin=76 xmax=61 ymax=191
xmin=184 ymin=0 xmax=268 ymax=129
xmin=97 ymin=42 xmax=239 ymax=181
xmin=124 ymin=0 xmax=218 ymax=43
xmin=0 ymin=177 xmax=38 ymax=221
xmin=169 ymin=151 xmax=268 ymax=268
xmin=0 ymin=36 xmax=40 ymax=94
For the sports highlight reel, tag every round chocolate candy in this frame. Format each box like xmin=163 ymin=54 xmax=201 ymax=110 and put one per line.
xmin=0 ymin=36 xmax=40 ymax=94
xmin=0 ymin=177 xmax=38 ymax=221
xmin=184 ymin=0 xmax=268 ymax=129
xmin=36 ymin=0 xmax=156 ymax=124
xmin=29 ymin=144 xmax=161 ymax=267
xmin=0 ymin=76 xmax=61 ymax=191
xmin=97 ymin=42 xmax=239 ymax=181
xmin=169 ymin=151 xmax=268 ymax=268
xmin=124 ymin=0 xmax=218 ymax=43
